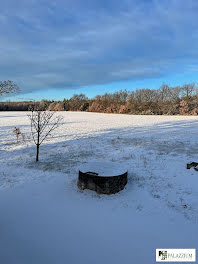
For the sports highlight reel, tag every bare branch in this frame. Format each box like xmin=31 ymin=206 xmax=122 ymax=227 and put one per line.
xmin=0 ymin=80 xmax=20 ymax=96
xmin=40 ymin=115 xmax=63 ymax=144
xmin=27 ymin=107 xmax=63 ymax=161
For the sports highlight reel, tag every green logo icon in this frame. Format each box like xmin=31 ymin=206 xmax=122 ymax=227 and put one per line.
xmin=159 ymin=251 xmax=168 ymax=260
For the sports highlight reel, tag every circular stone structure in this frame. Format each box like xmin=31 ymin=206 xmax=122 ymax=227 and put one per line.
xmin=77 ymin=162 xmax=128 ymax=194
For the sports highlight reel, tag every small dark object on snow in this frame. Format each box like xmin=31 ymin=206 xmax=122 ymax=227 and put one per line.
xmin=194 ymin=166 xmax=198 ymax=171
xmin=186 ymin=162 xmax=198 ymax=170
xmin=77 ymin=162 xmax=128 ymax=194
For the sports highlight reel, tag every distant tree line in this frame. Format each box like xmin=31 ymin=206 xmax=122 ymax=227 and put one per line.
xmin=1 ymin=83 xmax=198 ymax=115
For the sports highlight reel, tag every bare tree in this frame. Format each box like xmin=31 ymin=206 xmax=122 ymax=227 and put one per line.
xmin=0 ymin=80 xmax=20 ymax=96
xmin=13 ymin=127 xmax=21 ymax=142
xmin=181 ymin=83 xmax=195 ymax=101
xmin=27 ymin=109 xmax=63 ymax=161
xmin=13 ymin=127 xmax=25 ymax=142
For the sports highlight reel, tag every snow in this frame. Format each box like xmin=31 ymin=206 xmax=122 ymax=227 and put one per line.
xmin=79 ymin=161 xmax=127 ymax=176
xmin=0 ymin=111 xmax=198 ymax=264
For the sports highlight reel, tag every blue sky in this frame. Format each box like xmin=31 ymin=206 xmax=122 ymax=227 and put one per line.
xmin=0 ymin=0 xmax=198 ymax=101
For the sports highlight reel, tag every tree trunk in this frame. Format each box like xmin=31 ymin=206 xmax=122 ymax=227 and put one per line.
xmin=36 ymin=112 xmax=40 ymax=162
xmin=36 ymin=144 xmax=39 ymax=162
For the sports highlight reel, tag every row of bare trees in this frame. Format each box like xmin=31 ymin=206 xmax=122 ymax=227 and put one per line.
xmin=1 ymin=82 xmax=198 ymax=115
xmin=42 ymin=83 xmax=198 ymax=115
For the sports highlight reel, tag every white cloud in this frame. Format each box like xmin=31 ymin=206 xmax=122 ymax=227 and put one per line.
xmin=0 ymin=0 xmax=198 ymax=93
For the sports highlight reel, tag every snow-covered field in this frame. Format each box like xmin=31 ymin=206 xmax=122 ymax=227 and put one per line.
xmin=0 ymin=111 xmax=198 ymax=264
